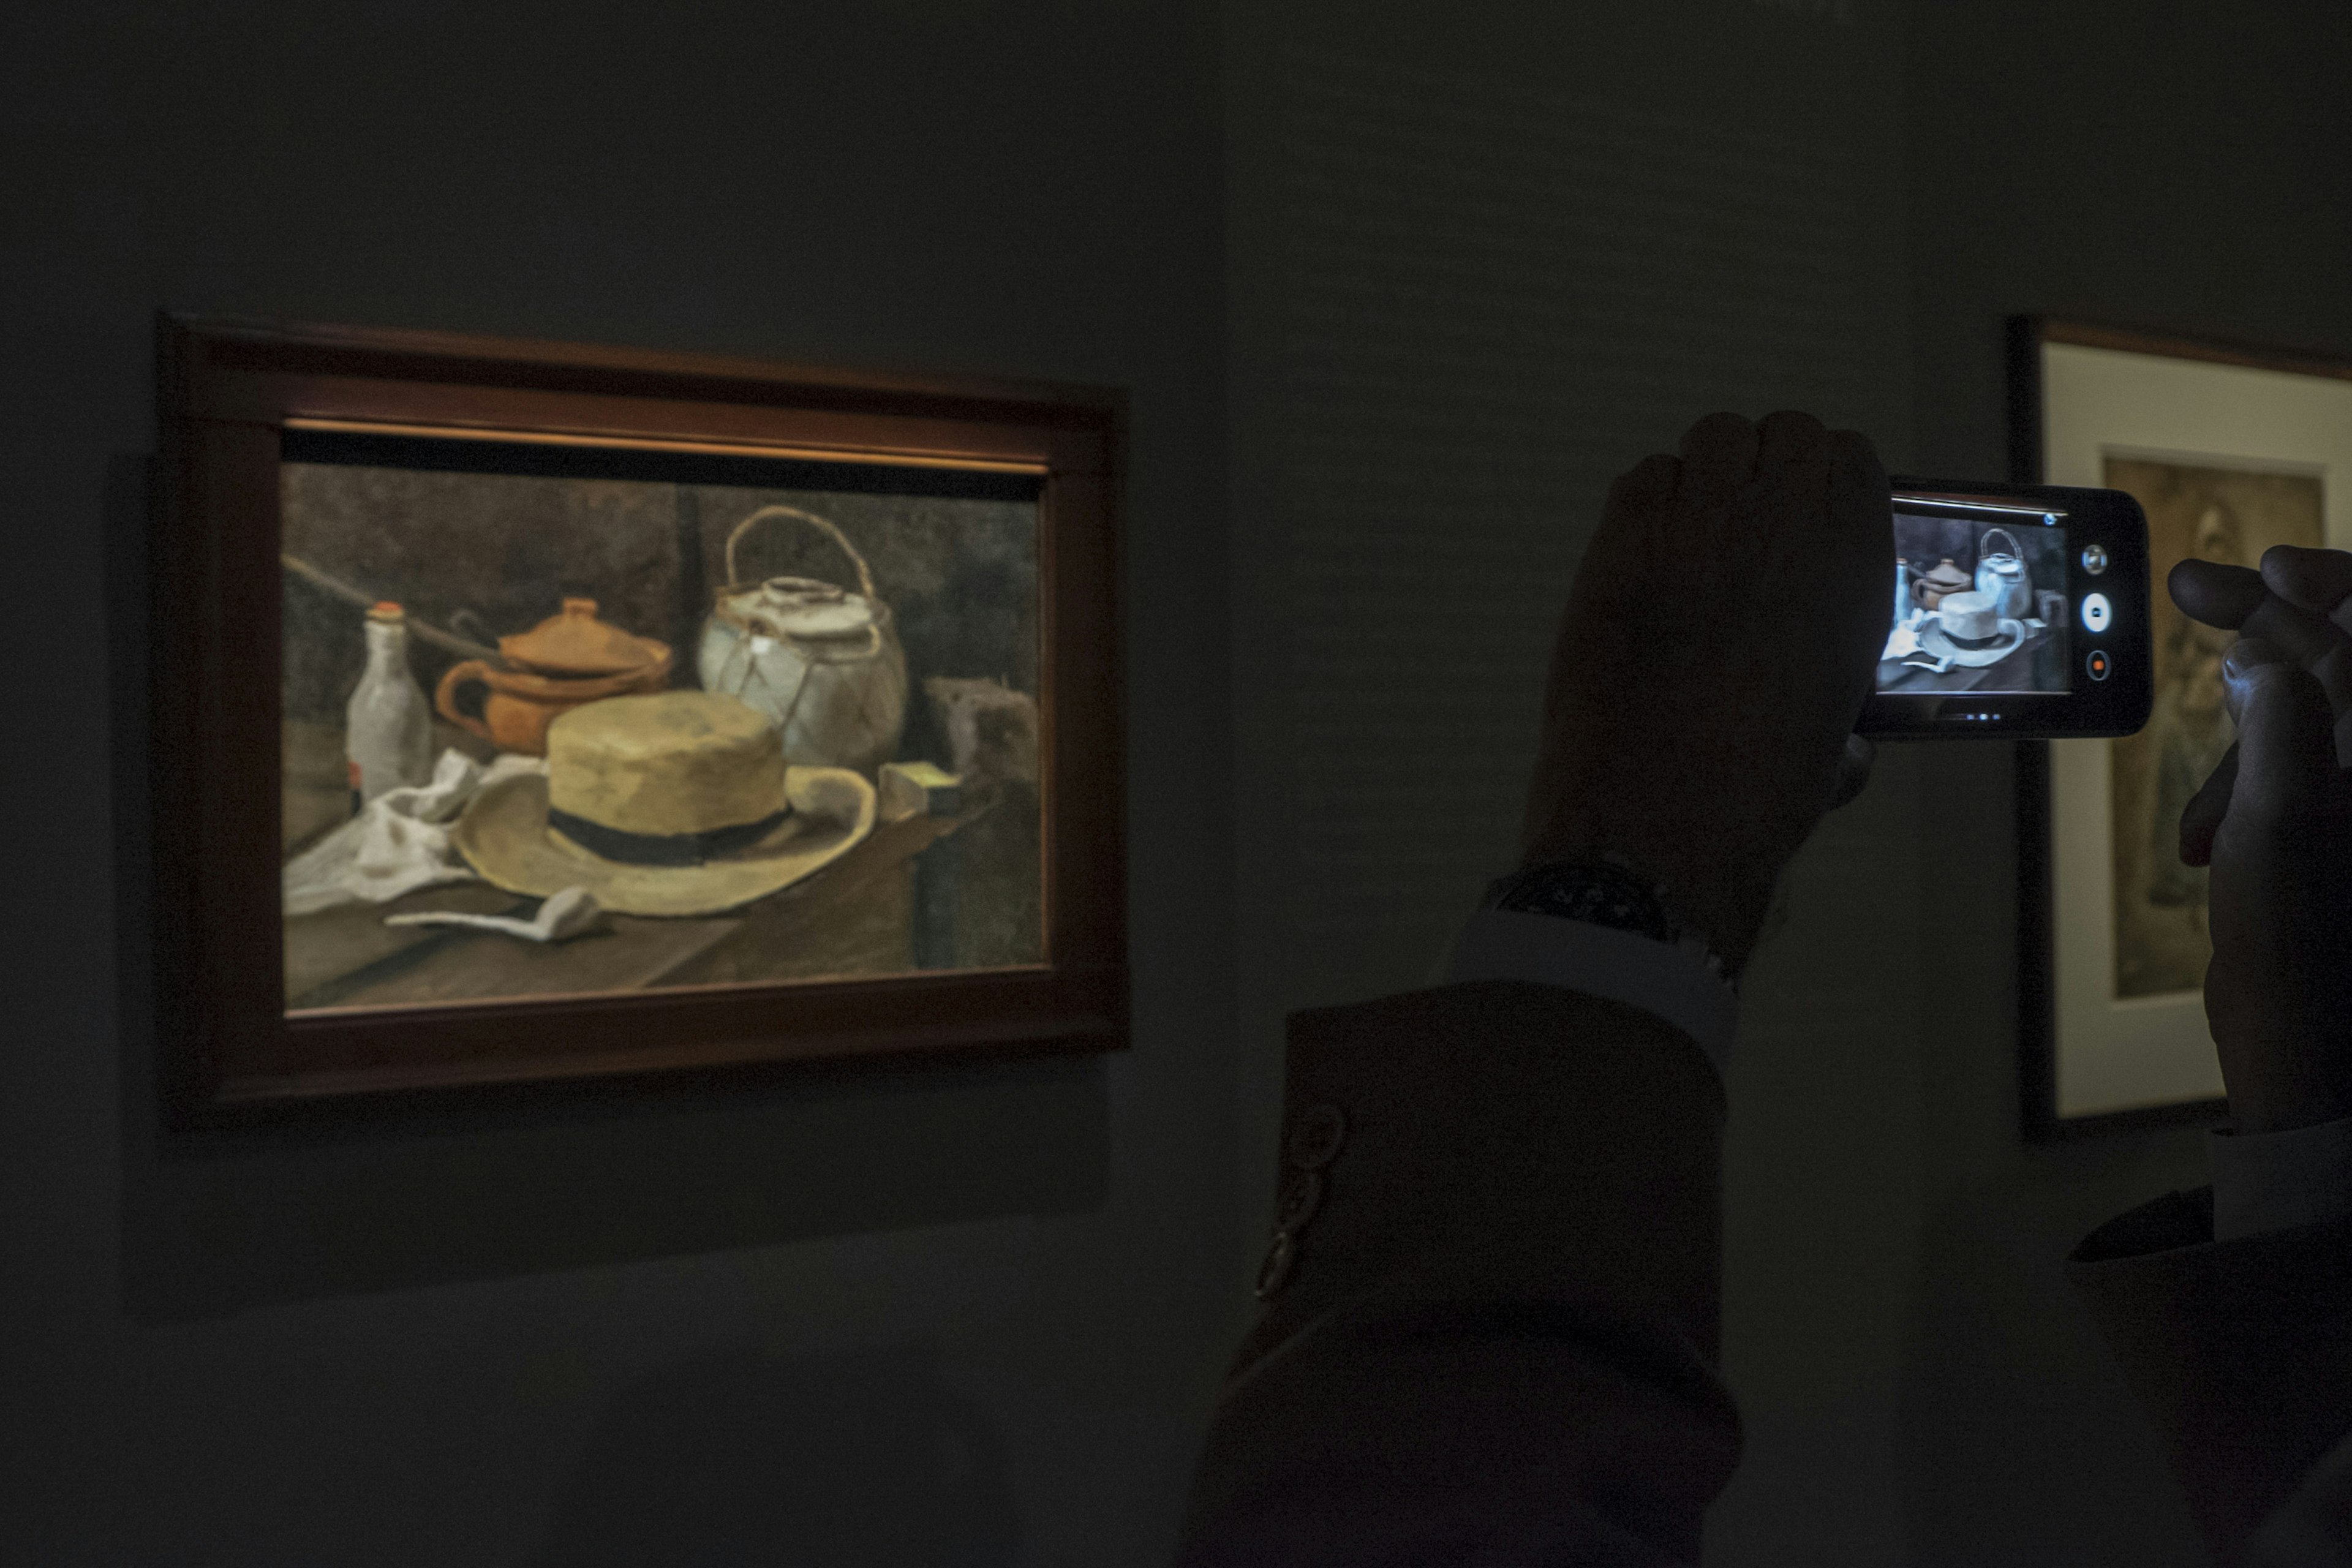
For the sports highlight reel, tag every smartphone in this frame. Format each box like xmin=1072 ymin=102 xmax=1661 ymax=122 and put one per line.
xmin=1859 ymin=478 xmax=2152 ymax=739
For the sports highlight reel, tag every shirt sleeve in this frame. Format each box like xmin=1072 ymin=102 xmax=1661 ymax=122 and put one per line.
xmin=1447 ymin=916 xmax=2352 ymax=1240
xmin=1442 ymin=909 xmax=1740 ymax=1079
xmin=2209 ymin=1115 xmax=2352 ymax=1242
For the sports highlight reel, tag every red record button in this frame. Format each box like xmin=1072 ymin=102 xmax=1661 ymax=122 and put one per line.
xmin=2086 ymin=649 xmax=2111 ymax=682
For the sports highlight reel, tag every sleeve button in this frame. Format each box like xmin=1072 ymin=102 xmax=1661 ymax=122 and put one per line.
xmin=1254 ymin=1230 xmax=1297 ymax=1299
xmin=1273 ymin=1168 xmax=1324 ymax=1232
xmin=1284 ymin=1104 xmax=1347 ymax=1170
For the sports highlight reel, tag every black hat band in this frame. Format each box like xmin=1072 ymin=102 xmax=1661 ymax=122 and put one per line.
xmin=547 ymin=805 xmax=790 ymax=867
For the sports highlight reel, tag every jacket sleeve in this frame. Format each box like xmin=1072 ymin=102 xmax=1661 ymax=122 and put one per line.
xmin=1174 ymin=980 xmax=1741 ymax=1567
xmin=2068 ymin=1190 xmax=2352 ymax=1563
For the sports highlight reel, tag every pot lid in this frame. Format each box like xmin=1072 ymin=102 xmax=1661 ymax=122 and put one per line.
xmin=1919 ymin=558 xmax=1971 ymax=592
xmin=722 ymin=576 xmax=878 ymax=641
xmin=500 ymin=598 xmax=670 ymax=676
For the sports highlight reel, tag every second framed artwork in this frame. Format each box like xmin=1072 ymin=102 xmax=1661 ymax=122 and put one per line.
xmin=155 ymin=317 xmax=1126 ymax=1125
xmin=2013 ymin=317 xmax=2352 ymax=1134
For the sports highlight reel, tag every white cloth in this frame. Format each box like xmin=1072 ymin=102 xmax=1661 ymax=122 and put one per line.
xmin=1442 ymin=908 xmax=1740 ymax=1077
xmin=282 ymin=750 xmax=541 ymax=917
xmin=1447 ymin=908 xmax=2352 ymax=1242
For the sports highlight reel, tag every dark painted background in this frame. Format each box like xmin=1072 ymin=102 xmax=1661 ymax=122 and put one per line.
xmin=6 ymin=0 xmax=2352 ymax=1562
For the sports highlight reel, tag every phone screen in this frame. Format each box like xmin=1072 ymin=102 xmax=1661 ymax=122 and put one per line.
xmin=1881 ymin=494 xmax=2085 ymax=698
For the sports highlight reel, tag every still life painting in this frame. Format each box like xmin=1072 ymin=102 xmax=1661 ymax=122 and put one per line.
xmin=2105 ymin=458 xmax=2323 ymax=1001
xmin=156 ymin=315 xmax=1123 ymax=1120
xmin=277 ymin=434 xmax=1046 ymax=1016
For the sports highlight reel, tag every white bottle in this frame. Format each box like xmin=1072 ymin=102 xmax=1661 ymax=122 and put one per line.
xmin=346 ymin=601 xmax=434 ymax=808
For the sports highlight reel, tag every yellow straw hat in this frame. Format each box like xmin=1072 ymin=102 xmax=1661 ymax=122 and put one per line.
xmin=452 ymin=690 xmax=876 ymax=917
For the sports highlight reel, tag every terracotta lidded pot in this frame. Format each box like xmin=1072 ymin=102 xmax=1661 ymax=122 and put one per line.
xmin=1912 ymin=557 xmax=1972 ymax=612
xmin=434 ymin=598 xmax=674 ymax=756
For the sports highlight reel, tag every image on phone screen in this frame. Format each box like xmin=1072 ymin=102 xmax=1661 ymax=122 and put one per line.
xmin=1881 ymin=494 xmax=2074 ymax=696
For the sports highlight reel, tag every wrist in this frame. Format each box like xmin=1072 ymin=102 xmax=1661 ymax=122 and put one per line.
xmin=1521 ymin=824 xmax=1777 ymax=970
xmin=1501 ymin=844 xmax=1762 ymax=980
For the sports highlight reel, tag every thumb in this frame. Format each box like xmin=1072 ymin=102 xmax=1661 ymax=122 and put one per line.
xmin=1826 ymin=733 xmax=1874 ymax=812
xmin=2223 ymin=641 xmax=2339 ymax=833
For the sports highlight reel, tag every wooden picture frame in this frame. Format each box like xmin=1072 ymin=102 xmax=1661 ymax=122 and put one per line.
xmin=153 ymin=315 xmax=1126 ymax=1129
xmin=2011 ymin=315 xmax=2352 ymax=1137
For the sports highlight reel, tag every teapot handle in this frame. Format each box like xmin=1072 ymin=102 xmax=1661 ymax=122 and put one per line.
xmin=434 ymin=660 xmax=498 ymax=742
xmin=1980 ymin=526 xmax=2022 ymax=561
xmin=723 ymin=505 xmax=879 ymax=602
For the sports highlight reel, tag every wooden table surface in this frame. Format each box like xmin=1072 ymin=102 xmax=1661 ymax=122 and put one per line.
xmin=283 ymin=722 xmax=993 ymax=1012
xmin=1876 ymin=622 xmax=2063 ymax=695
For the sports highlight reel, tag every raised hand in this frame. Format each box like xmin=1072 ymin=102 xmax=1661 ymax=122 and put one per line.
xmin=2201 ymin=636 xmax=2352 ymax=1132
xmin=2169 ymin=545 xmax=2352 ymax=1131
xmin=1521 ymin=411 xmax=1891 ymax=970
xmin=2170 ymin=547 xmax=2352 ymax=864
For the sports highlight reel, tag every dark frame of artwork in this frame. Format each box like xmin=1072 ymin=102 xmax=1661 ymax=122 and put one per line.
xmin=153 ymin=315 xmax=1126 ymax=1129
xmin=2010 ymin=315 xmax=2352 ymax=1139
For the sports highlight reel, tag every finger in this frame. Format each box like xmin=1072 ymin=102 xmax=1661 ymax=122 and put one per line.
xmin=2222 ymin=647 xmax=2339 ymax=834
xmin=1799 ymin=431 xmax=1894 ymax=698
xmin=2211 ymin=625 xmax=2352 ymax=771
xmin=1827 ymin=733 xmax=1875 ymax=811
xmin=1825 ymin=427 xmax=1894 ymax=565
xmin=1611 ymin=451 xmax=1682 ymax=513
xmin=1825 ymin=429 xmax=1890 ymax=518
xmin=2239 ymin=595 xmax=2352 ymax=709
xmin=2217 ymin=590 xmax=2352 ymax=764
xmin=2179 ymin=742 xmax=2237 ymax=867
xmin=1577 ymin=453 xmax=1680 ymax=581
xmin=1754 ymin=410 xmax=1831 ymax=499
xmin=2221 ymin=636 xmax=2290 ymax=726
xmin=2170 ymin=558 xmax=2268 ymax=630
xmin=1674 ymin=412 xmax=1760 ymax=517
xmin=1826 ymin=429 xmax=1893 ymax=596
xmin=2261 ymin=544 xmax=2352 ymax=630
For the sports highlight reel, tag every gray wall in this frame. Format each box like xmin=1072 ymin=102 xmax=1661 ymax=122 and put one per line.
xmin=3 ymin=2 xmax=1237 ymax=1564
xmin=8 ymin=0 xmax=2352 ymax=1562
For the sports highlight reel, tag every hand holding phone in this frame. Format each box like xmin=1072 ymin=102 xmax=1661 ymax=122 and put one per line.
xmin=1523 ymin=411 xmax=1890 ymax=968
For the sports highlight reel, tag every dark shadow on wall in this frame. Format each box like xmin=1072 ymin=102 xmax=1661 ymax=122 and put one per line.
xmin=107 ymin=454 xmax=1109 ymax=1321
xmin=535 ymin=1341 xmax=1021 ymax=1568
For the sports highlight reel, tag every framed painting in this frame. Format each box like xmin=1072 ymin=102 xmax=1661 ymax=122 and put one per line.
xmin=152 ymin=315 xmax=1126 ymax=1126
xmin=2011 ymin=317 xmax=2352 ymax=1136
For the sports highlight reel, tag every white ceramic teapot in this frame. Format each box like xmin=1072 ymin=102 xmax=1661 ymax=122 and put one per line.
xmin=1973 ymin=526 xmax=2034 ymax=620
xmin=698 ymin=505 xmax=908 ymax=776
